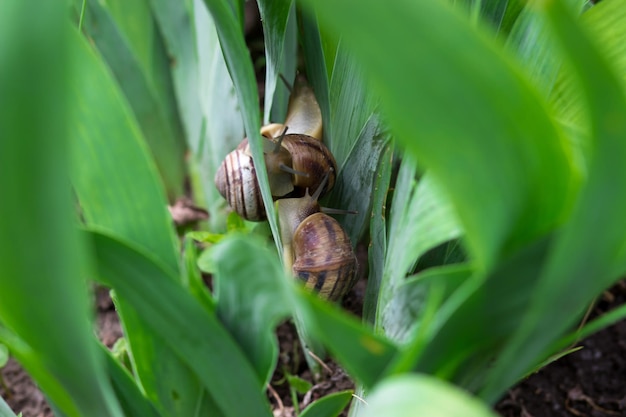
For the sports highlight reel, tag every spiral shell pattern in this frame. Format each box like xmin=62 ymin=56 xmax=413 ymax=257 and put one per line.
xmin=214 ymin=145 xmax=265 ymax=221
xmin=281 ymin=134 xmax=337 ymax=196
xmin=292 ymin=212 xmax=358 ymax=301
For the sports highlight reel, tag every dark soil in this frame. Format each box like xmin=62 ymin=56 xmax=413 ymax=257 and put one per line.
xmin=495 ymin=281 xmax=626 ymax=417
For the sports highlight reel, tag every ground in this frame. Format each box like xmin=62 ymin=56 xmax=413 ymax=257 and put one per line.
xmin=1 ymin=278 xmax=625 ymax=417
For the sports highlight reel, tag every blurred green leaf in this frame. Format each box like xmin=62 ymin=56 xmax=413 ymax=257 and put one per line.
xmin=483 ymin=0 xmax=626 ymax=401
xmin=0 ymin=6 xmax=122 ymax=415
xmin=0 ymin=344 xmax=7 ymax=368
xmin=554 ymin=302 xmax=626 ymax=352
xmin=299 ymin=390 xmax=353 ymax=417
xmin=69 ymin=30 xmax=180 ymax=274
xmin=549 ymin=0 xmax=626 ymax=140
xmin=0 ymin=396 xmax=17 ymax=417
xmin=299 ymin=296 xmax=398 ymax=388
xmin=286 ymin=374 xmax=312 ymax=394
xmin=90 ymin=230 xmax=274 ymax=417
xmin=103 ymin=347 xmax=162 ymax=417
xmin=414 ymin=236 xmax=551 ymax=390
xmin=303 ymin=0 xmax=576 ymax=271
xmin=361 ymin=375 xmax=498 ymax=417
xmin=78 ymin=0 xmax=186 ymax=200
xmin=211 ymin=235 xmax=292 ymax=384
xmin=188 ymin=231 xmax=226 ymax=244
xmin=506 ymin=6 xmax=562 ymax=98
xmin=148 ymin=0 xmax=202 ymax=146
xmin=68 ymin=27 xmax=217 ymax=415
xmin=182 ymin=236 xmax=216 ymax=314
xmin=476 ymin=0 xmax=524 ymax=35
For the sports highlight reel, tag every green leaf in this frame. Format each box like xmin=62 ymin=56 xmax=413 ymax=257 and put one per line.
xmin=192 ymin=0 xmax=245 ymax=229
xmin=380 ymin=168 xmax=463 ymax=321
xmin=482 ymin=0 xmax=626 ymax=401
xmin=0 ymin=5 xmax=123 ymax=416
xmin=182 ymin=236 xmax=216 ymax=314
xmin=148 ymin=0 xmax=203 ymax=149
xmin=299 ymin=390 xmax=353 ymax=417
xmin=211 ymin=235 xmax=292 ymax=384
xmin=89 ymin=230 xmax=273 ymax=417
xmin=0 ymin=396 xmax=17 ymax=417
xmin=299 ymin=8 xmax=331 ymax=138
xmin=0 ymin=344 xmax=7 ymax=368
xmin=68 ymin=27 xmax=209 ymax=416
xmin=327 ymin=47 xmax=377 ymax=167
xmin=474 ymin=0 xmax=525 ymax=35
xmin=257 ymin=0 xmax=295 ymax=123
xmin=413 ymin=236 xmax=552 ymax=389
xmin=103 ymin=347 xmax=162 ymax=417
xmin=553 ymin=302 xmax=626 ymax=352
xmin=299 ymin=295 xmax=399 ymax=388
xmin=302 ymin=0 xmax=576 ymax=271
xmin=361 ymin=375 xmax=499 ymax=417
xmin=69 ymin=29 xmax=180 ymax=275
xmin=201 ymin=0 xmax=281 ymax=254
xmin=326 ymin=113 xmax=391 ymax=245
xmin=78 ymin=0 xmax=186 ymax=200
xmin=363 ymin=145 xmax=393 ymax=324
xmin=382 ymin=265 xmax=473 ymax=347
xmin=286 ymin=374 xmax=313 ymax=394
xmin=548 ymin=0 xmax=626 ymax=140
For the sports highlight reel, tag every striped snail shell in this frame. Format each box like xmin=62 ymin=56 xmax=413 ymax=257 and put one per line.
xmin=278 ymin=175 xmax=358 ymax=301
xmin=214 ymin=139 xmax=268 ymax=221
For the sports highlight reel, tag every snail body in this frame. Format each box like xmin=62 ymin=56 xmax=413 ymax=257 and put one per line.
xmin=283 ymin=76 xmax=323 ymax=141
xmin=277 ymin=179 xmax=357 ymax=301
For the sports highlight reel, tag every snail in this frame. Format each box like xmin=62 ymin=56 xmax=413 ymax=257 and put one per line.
xmin=277 ymin=173 xmax=358 ymax=301
xmin=260 ymin=75 xmax=323 ymax=141
xmin=214 ymin=76 xmax=336 ymax=221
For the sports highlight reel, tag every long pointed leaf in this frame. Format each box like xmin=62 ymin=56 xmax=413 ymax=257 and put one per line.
xmin=192 ymin=0 xmax=244 ymax=228
xmin=0 ymin=8 xmax=122 ymax=416
xmin=68 ymin=27 xmax=216 ymax=416
xmin=201 ymin=0 xmax=281 ymax=254
xmin=483 ymin=0 xmax=626 ymax=401
xmin=78 ymin=0 xmax=186 ymax=200
xmin=89 ymin=231 xmax=273 ymax=417
xmin=302 ymin=0 xmax=576 ymax=270
xmin=257 ymin=0 xmax=294 ymax=123
xmin=211 ymin=236 xmax=292 ymax=384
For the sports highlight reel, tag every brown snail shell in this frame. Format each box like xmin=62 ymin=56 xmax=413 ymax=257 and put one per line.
xmin=280 ymin=134 xmax=337 ymax=196
xmin=292 ymin=212 xmax=358 ymax=301
xmin=214 ymin=143 xmax=266 ymax=221
xmin=278 ymin=177 xmax=357 ymax=302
